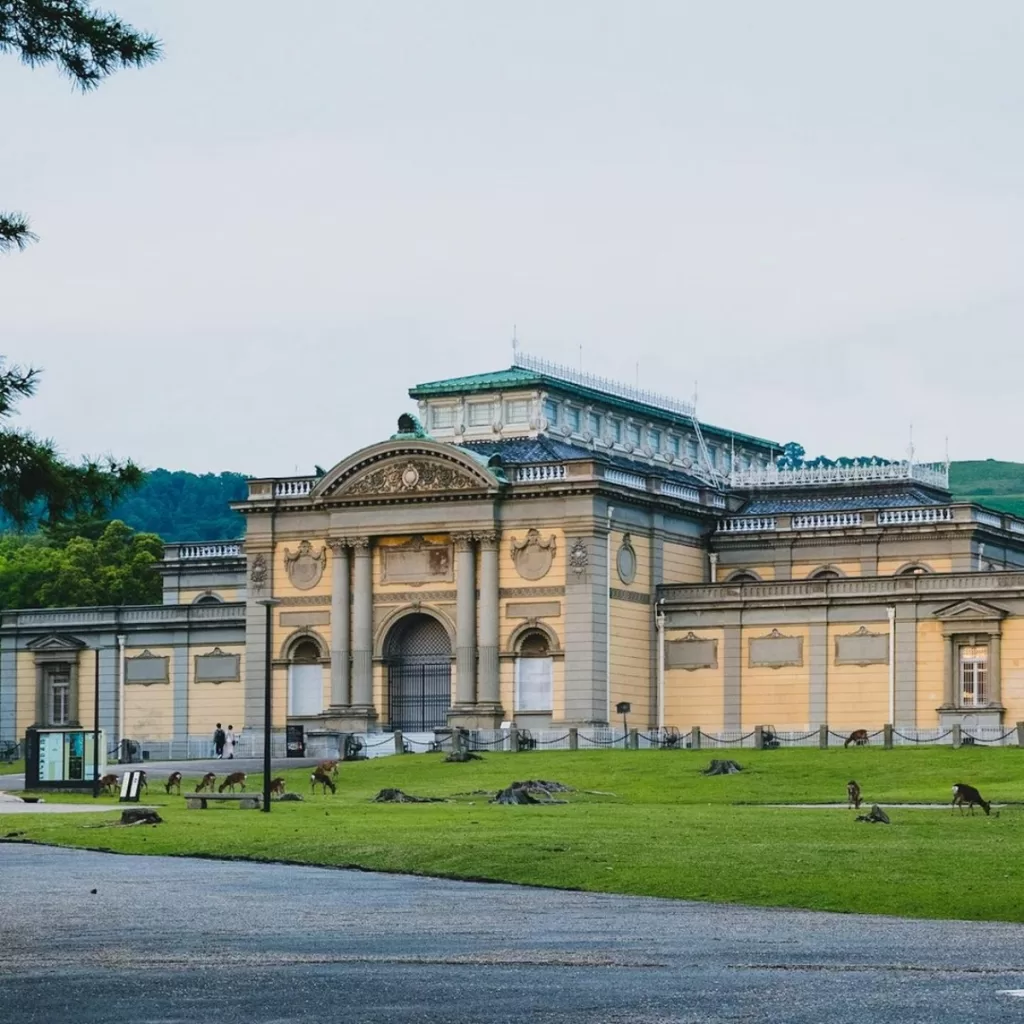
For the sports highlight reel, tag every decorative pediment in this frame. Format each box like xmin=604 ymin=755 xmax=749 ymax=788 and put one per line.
xmin=934 ymin=599 xmax=1007 ymax=623
xmin=26 ymin=634 xmax=87 ymax=652
xmin=313 ymin=441 xmax=501 ymax=501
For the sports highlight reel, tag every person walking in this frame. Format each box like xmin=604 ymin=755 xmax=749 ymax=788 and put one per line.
xmin=225 ymin=724 xmax=237 ymax=759
xmin=213 ymin=723 xmax=226 ymax=759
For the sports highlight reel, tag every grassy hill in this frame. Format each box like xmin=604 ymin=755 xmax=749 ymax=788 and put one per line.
xmin=950 ymin=460 xmax=1024 ymax=518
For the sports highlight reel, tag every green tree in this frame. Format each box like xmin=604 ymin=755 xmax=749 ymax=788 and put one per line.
xmin=0 ymin=520 xmax=161 ymax=608
xmin=1 ymin=0 xmax=160 ymax=252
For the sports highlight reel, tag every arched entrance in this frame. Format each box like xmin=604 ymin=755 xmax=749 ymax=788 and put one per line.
xmin=385 ymin=613 xmax=452 ymax=730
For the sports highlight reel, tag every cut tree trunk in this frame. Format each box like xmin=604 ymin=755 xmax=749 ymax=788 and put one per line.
xmin=701 ymin=759 xmax=743 ymax=775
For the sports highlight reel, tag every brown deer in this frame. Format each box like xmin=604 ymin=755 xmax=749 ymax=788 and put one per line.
xmin=164 ymin=771 xmax=183 ymax=795
xmin=844 ymin=729 xmax=869 ymax=748
xmin=952 ymin=783 xmax=991 ymax=816
xmin=847 ymin=780 xmax=862 ymax=809
xmin=318 ymin=759 xmax=340 ymax=778
xmin=219 ymin=771 xmax=247 ymax=793
xmin=311 ymin=767 xmax=336 ymax=794
xmin=98 ymin=773 xmax=119 ymax=795
xmin=269 ymin=777 xmax=286 ymax=797
xmin=195 ymin=772 xmax=216 ymax=793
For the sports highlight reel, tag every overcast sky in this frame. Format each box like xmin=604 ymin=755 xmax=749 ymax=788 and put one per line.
xmin=3 ymin=1 xmax=1023 ymax=475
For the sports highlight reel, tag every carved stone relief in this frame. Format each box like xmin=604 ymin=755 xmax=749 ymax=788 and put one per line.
xmin=381 ymin=536 xmax=453 ymax=585
xmin=835 ymin=625 xmax=889 ymax=666
xmin=569 ymin=538 xmax=589 ymax=579
xmin=345 ymin=458 xmax=479 ymax=496
xmin=194 ymin=647 xmax=241 ymax=683
xmin=124 ymin=650 xmax=169 ymax=684
xmin=749 ymin=628 xmax=803 ymax=669
xmin=616 ymin=533 xmax=637 ymax=585
xmin=510 ymin=529 xmax=556 ymax=581
xmin=249 ymin=553 xmax=268 ymax=595
xmin=284 ymin=540 xmax=327 ymax=591
xmin=666 ymin=632 xmax=718 ymax=671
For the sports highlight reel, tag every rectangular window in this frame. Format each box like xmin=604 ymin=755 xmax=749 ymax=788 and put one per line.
xmin=515 ymin=657 xmax=553 ymax=711
xmin=505 ymin=399 xmax=530 ymax=424
xmin=647 ymin=428 xmax=662 ymax=451
xmin=669 ymin=435 xmax=681 ymax=457
xmin=686 ymin=438 xmax=698 ymax=460
xmin=431 ymin=405 xmax=456 ymax=429
xmin=467 ymin=402 xmax=494 ymax=427
xmin=288 ymin=664 xmax=322 ymax=717
xmin=959 ymin=644 xmax=988 ymax=706
xmin=627 ymin=423 xmax=642 ymax=446
xmin=565 ymin=406 xmax=581 ymax=432
xmin=46 ymin=665 xmax=71 ymax=726
xmin=608 ymin=419 xmax=622 ymax=443
xmin=543 ymin=398 xmax=559 ymax=425
xmin=587 ymin=411 xmax=602 ymax=436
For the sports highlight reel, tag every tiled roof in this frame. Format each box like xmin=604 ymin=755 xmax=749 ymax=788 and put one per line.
xmin=409 ymin=368 xmax=540 ymax=396
xmin=740 ymin=490 xmax=945 ymax=514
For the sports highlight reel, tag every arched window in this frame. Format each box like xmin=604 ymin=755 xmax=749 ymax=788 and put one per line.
xmin=288 ymin=638 xmax=323 ymax=717
xmin=193 ymin=593 xmax=223 ymax=605
xmin=897 ymin=563 xmax=932 ymax=576
xmin=726 ymin=571 xmax=760 ymax=584
xmin=809 ymin=567 xmax=841 ymax=580
xmin=514 ymin=630 xmax=553 ymax=712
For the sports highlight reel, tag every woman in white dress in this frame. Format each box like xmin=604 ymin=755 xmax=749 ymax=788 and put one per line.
xmin=225 ymin=725 xmax=238 ymax=759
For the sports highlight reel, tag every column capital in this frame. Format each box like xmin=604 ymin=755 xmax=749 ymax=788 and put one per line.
xmin=474 ymin=530 xmax=500 ymax=549
xmin=349 ymin=536 xmax=372 ymax=552
xmin=327 ymin=538 xmax=349 ymax=556
xmin=452 ymin=532 xmax=476 ymax=552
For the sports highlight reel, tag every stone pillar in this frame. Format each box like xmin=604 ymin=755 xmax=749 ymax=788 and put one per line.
xmin=328 ymin=540 xmax=351 ymax=707
xmin=476 ymin=532 xmax=501 ymax=713
xmin=350 ymin=538 xmax=374 ymax=711
xmin=942 ymin=634 xmax=955 ymax=708
xmin=454 ymin=533 xmax=477 ymax=708
xmin=989 ymin=633 xmax=1002 ymax=707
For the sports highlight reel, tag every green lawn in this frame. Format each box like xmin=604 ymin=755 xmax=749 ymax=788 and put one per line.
xmin=0 ymin=759 xmax=24 ymax=775
xmin=3 ymin=748 xmax=1023 ymax=922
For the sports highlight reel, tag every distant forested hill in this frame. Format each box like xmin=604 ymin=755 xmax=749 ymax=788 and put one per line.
xmin=109 ymin=469 xmax=248 ymax=541
xmin=950 ymin=461 xmax=1024 ymax=519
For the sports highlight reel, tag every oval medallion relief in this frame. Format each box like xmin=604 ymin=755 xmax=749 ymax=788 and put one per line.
xmin=510 ymin=529 xmax=557 ymax=581
xmin=616 ymin=533 xmax=637 ymax=586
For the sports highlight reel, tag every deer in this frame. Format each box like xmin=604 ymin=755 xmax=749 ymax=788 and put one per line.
xmin=952 ymin=783 xmax=991 ymax=816
xmin=269 ymin=777 xmax=286 ymax=797
xmin=164 ymin=771 xmax=183 ymax=795
xmin=844 ymin=729 xmax=869 ymax=748
xmin=195 ymin=772 xmax=216 ymax=793
xmin=318 ymin=759 xmax=340 ymax=778
xmin=847 ymin=780 xmax=862 ymax=809
xmin=311 ymin=767 xmax=336 ymax=795
xmin=219 ymin=771 xmax=247 ymax=793
xmin=98 ymin=773 xmax=119 ymax=795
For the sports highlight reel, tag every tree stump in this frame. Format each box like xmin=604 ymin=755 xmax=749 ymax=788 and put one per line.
xmin=855 ymin=804 xmax=890 ymax=824
xmin=490 ymin=780 xmax=572 ymax=804
xmin=277 ymin=793 xmax=304 ymax=802
xmin=701 ymin=759 xmax=743 ymax=776
xmin=444 ymin=750 xmax=482 ymax=763
xmin=119 ymin=809 xmax=162 ymax=826
xmin=372 ymin=788 xmax=445 ymax=803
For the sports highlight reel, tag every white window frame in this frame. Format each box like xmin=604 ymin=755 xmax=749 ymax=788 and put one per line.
xmin=626 ymin=423 xmax=642 ymax=446
xmin=587 ymin=411 xmax=602 ymax=436
xmin=564 ymin=406 xmax=581 ymax=433
xmin=543 ymin=398 xmax=559 ymax=425
xmin=431 ymin=404 xmax=456 ymax=429
xmin=959 ymin=644 xmax=988 ymax=707
xmin=608 ymin=418 xmax=622 ymax=444
xmin=505 ymin=398 xmax=530 ymax=424
xmin=47 ymin=666 xmax=70 ymax=726
xmin=647 ymin=428 xmax=662 ymax=451
xmin=467 ymin=401 xmax=495 ymax=428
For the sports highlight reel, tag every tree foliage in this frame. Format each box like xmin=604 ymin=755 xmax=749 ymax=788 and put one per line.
xmin=0 ymin=519 xmax=162 ymax=608
xmin=1 ymin=0 xmax=160 ymax=252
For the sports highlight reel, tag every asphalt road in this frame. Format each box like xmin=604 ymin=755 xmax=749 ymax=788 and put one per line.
xmin=1 ymin=846 xmax=1023 ymax=1023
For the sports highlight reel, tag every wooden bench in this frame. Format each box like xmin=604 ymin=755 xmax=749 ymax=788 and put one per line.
xmin=185 ymin=792 xmax=263 ymax=810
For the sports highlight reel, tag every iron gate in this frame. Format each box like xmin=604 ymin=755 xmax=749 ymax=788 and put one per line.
xmin=388 ymin=661 xmax=452 ymax=731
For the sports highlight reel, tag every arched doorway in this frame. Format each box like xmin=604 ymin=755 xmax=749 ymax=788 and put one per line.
xmin=385 ymin=613 xmax=452 ymax=731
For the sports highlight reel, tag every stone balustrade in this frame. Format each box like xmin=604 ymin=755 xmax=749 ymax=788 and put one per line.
xmin=175 ymin=542 xmax=242 ymax=560
xmin=515 ymin=464 xmax=566 ymax=482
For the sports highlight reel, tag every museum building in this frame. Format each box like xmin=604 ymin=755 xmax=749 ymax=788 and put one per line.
xmin=4 ymin=351 xmax=1024 ymax=751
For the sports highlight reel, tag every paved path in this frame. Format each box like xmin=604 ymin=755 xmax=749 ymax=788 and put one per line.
xmin=1 ymin=846 xmax=1023 ymax=1023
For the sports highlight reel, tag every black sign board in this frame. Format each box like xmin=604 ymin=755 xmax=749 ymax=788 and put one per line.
xmin=286 ymin=724 xmax=305 ymax=757
xmin=119 ymin=770 xmax=146 ymax=803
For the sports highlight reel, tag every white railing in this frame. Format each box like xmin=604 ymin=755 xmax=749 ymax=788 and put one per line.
xmin=791 ymin=512 xmax=863 ymax=530
xmin=718 ymin=516 xmax=776 ymax=532
xmin=877 ymin=507 xmax=954 ymax=526
xmin=708 ymin=494 xmax=727 ymax=509
xmin=1010 ymin=520 xmax=1024 ymax=536
xmin=660 ymin=482 xmax=700 ymax=503
xmin=605 ymin=469 xmax=647 ymax=491
xmin=514 ymin=350 xmax=696 ymax=418
xmin=729 ymin=460 xmax=949 ymax=490
xmin=178 ymin=543 xmax=242 ymax=559
xmin=274 ymin=477 xmax=315 ymax=498
xmin=974 ymin=510 xmax=1003 ymax=528
xmin=515 ymin=464 xmax=566 ymax=482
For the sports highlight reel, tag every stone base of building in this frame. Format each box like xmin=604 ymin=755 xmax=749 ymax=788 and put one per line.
xmin=447 ymin=704 xmax=506 ymax=730
xmin=937 ymin=704 xmax=1005 ymax=730
xmin=321 ymin=706 xmax=379 ymax=733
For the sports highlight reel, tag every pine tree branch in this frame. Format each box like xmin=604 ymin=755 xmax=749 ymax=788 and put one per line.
xmin=0 ymin=211 xmax=38 ymax=253
xmin=0 ymin=358 xmax=39 ymax=417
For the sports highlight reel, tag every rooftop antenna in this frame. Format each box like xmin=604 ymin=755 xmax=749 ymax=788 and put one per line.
xmin=635 ymin=361 xmax=639 ymax=388
xmin=511 ymin=324 xmax=519 ymax=359
xmin=944 ymin=435 xmax=950 ymax=473
xmin=907 ymin=423 xmax=915 ymax=466
xmin=579 ymin=344 xmax=583 ymax=372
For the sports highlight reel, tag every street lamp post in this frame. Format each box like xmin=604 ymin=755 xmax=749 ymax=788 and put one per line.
xmin=258 ymin=598 xmax=281 ymax=813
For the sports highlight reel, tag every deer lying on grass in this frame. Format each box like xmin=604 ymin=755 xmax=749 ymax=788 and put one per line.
xmin=847 ymin=780 xmax=862 ymax=809
xmin=318 ymin=759 xmax=339 ymax=778
xmin=219 ymin=771 xmax=247 ymax=793
xmin=844 ymin=730 xmax=869 ymax=748
xmin=952 ymin=783 xmax=991 ymax=816
xmin=165 ymin=771 xmax=182 ymax=795
xmin=99 ymin=773 xmax=119 ymax=795
xmin=311 ymin=767 xmax=336 ymax=794
xmin=195 ymin=772 xmax=216 ymax=793
xmin=269 ymin=777 xmax=286 ymax=797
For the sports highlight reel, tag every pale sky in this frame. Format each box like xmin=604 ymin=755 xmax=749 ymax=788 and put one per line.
xmin=3 ymin=1 xmax=1023 ymax=475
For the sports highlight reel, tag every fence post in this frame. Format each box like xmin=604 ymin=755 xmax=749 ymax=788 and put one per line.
xmin=819 ymin=724 xmax=828 ymax=749
xmin=568 ymin=727 xmax=578 ymax=751
xmin=753 ymin=725 xmax=764 ymax=751
xmin=1017 ymin=722 xmax=1024 ymax=748
xmin=883 ymin=724 xmax=893 ymax=749
xmin=511 ymin=728 xmax=520 ymax=753
xmin=690 ymin=726 xmax=701 ymax=750
xmin=952 ymin=723 xmax=962 ymax=749
xmin=394 ymin=730 xmax=404 ymax=755
xmin=629 ymin=728 xmax=639 ymax=750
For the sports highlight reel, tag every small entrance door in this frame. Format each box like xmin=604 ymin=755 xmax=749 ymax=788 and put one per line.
xmin=385 ymin=614 xmax=452 ymax=731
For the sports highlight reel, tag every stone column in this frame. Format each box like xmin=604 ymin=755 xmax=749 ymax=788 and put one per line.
xmin=988 ymin=633 xmax=1002 ymax=707
xmin=454 ymin=533 xmax=477 ymax=707
xmin=350 ymin=538 xmax=374 ymax=710
xmin=328 ymin=540 xmax=351 ymax=707
xmin=476 ymin=532 xmax=501 ymax=710
xmin=941 ymin=634 xmax=955 ymax=707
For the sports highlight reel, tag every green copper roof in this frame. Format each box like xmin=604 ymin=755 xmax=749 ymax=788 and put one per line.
xmin=409 ymin=365 xmax=777 ymax=450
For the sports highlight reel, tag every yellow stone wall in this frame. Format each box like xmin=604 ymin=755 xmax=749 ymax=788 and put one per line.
xmin=178 ymin=588 xmax=242 ymax=604
xmin=77 ymin=648 xmax=98 ymax=730
xmin=608 ymin=531 xmax=652 ymax=722
xmin=791 ymin=561 xmax=862 ymax=579
xmin=1001 ymin=619 xmax=1024 ymax=724
xmin=741 ymin=625 xmax=810 ymax=729
xmin=664 ymin=627 xmax=725 ymax=729
xmin=825 ymin=624 xmax=888 ymax=728
xmin=915 ymin=619 xmax=944 ymax=727
xmin=717 ymin=564 xmax=775 ymax=582
xmin=662 ymin=541 xmax=705 ymax=583
xmin=878 ymin=556 xmax=952 ymax=575
xmin=124 ymin=646 xmax=175 ymax=739
xmin=16 ymin=651 xmax=35 ymax=735
xmin=188 ymin=643 xmax=248 ymax=733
